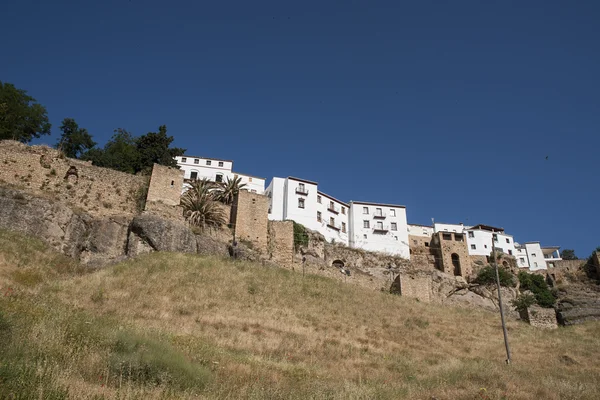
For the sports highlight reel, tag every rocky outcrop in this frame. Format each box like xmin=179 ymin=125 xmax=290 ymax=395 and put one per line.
xmin=128 ymin=214 xmax=197 ymax=254
xmin=80 ymin=217 xmax=130 ymax=266
xmin=555 ymin=284 xmax=600 ymax=325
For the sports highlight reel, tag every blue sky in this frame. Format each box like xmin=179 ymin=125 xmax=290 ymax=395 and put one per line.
xmin=2 ymin=1 xmax=599 ymax=257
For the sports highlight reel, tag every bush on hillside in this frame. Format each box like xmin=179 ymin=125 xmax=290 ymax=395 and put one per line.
xmin=293 ymin=221 xmax=309 ymax=250
xmin=511 ymin=293 xmax=536 ymax=314
xmin=474 ymin=265 xmax=516 ymax=287
xmin=518 ymin=271 xmax=556 ymax=308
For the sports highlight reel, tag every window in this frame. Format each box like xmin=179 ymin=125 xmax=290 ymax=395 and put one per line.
xmin=218 ymin=161 xmax=224 ymax=167
xmin=194 ymin=159 xmax=199 ymax=164
xmin=520 ymin=257 xmax=525 ymax=263
xmin=454 ymin=233 xmax=464 ymax=241
xmin=493 ymin=234 xmax=498 ymax=242
xmin=508 ymin=250 xmax=513 ymax=255
xmin=341 ymin=222 xmax=346 ymax=233
xmin=170 ymin=180 xmax=174 ymax=187
xmin=317 ymin=211 xmax=322 ymax=222
xmin=391 ymin=222 xmax=397 ymax=231
xmin=329 ymin=201 xmax=334 ymax=209
xmin=376 ymin=221 xmax=383 ymax=230
xmin=363 ymin=207 xmax=369 ymax=214
xmin=363 ymin=220 xmax=370 ymax=228
xmin=206 ymin=160 xmax=211 ymax=165
xmin=425 ymin=242 xmax=429 ymax=247
xmin=506 ymin=238 xmax=510 ymax=243
xmin=215 ymin=174 xmax=223 ymax=183
xmin=468 ymin=231 xmax=474 ymax=238
xmin=190 ymin=171 xmax=198 ymax=180
xmin=531 ymin=253 xmax=536 ymax=257
xmin=390 ymin=209 xmax=396 ymax=217
xmin=363 ymin=234 xmax=368 ymax=239
xmin=341 ymin=207 xmax=346 ymax=215
xmin=534 ymin=262 xmax=538 ymax=267
xmin=181 ymin=157 xmax=187 ymax=163
xmin=298 ymin=183 xmax=305 ymax=191
xmin=317 ymin=195 xmax=322 ymax=203
xmin=375 ymin=207 xmax=382 ymax=216
xmin=484 ymin=245 xmax=488 ymax=249
xmin=442 ymin=233 xmax=452 ymax=241
xmin=330 ymin=217 xmax=335 ymax=226
xmin=298 ymin=198 xmax=305 ymax=208
xmin=471 ymin=244 xmax=476 ymax=250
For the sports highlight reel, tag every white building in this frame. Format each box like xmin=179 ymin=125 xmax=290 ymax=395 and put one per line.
xmin=265 ymin=177 xmax=349 ymax=245
xmin=542 ymin=246 xmax=562 ymax=268
xmin=348 ymin=202 xmax=410 ymax=258
xmin=175 ymin=155 xmax=265 ymax=194
xmin=433 ymin=222 xmax=465 ymax=233
xmin=408 ymin=224 xmax=434 ymax=237
xmin=465 ymin=224 xmax=516 ymax=257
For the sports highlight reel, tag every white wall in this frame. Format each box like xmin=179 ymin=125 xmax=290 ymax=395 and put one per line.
xmin=265 ymin=177 xmax=285 ymax=221
xmin=515 ymin=245 xmax=529 ymax=268
xmin=236 ymin=173 xmax=265 ymax=194
xmin=408 ymin=224 xmax=434 ymax=237
xmin=524 ymin=242 xmax=547 ymax=271
xmin=465 ymin=229 xmax=515 ymax=257
xmin=433 ymin=223 xmax=465 ymax=233
xmin=349 ymin=202 xmax=410 ymax=258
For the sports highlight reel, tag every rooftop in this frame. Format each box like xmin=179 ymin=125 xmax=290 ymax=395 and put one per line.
xmin=350 ymin=200 xmax=406 ymax=209
xmin=178 ymin=155 xmax=233 ymax=163
xmin=288 ymin=176 xmax=318 ymax=186
xmin=318 ymin=190 xmax=349 ymax=207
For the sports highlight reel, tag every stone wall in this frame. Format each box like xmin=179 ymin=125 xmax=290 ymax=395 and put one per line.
xmin=0 ymin=141 xmax=145 ymax=217
xmin=593 ymin=252 xmax=600 ymax=277
xmin=431 ymin=232 xmax=472 ymax=278
xmin=231 ymin=190 xmax=269 ymax=253
xmin=268 ymin=220 xmax=294 ymax=266
xmin=394 ymin=273 xmax=432 ymax=303
xmin=526 ymin=305 xmax=558 ymax=329
xmin=144 ymin=164 xmax=185 ymax=221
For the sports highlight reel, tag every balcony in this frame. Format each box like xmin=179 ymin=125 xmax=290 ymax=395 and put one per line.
xmin=327 ymin=204 xmax=340 ymax=214
xmin=373 ymin=225 xmax=389 ymax=233
xmin=327 ymin=222 xmax=341 ymax=231
xmin=295 ymin=186 xmax=309 ymax=195
xmin=373 ymin=211 xmax=386 ymax=219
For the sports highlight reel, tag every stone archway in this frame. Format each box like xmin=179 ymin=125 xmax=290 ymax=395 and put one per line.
xmin=451 ymin=253 xmax=461 ymax=276
xmin=332 ymin=259 xmax=344 ymax=268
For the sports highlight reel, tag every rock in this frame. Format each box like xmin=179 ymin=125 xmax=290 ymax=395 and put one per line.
xmin=128 ymin=214 xmax=197 ymax=254
xmin=79 ymin=217 xmax=129 ymax=266
xmin=228 ymin=241 xmax=260 ymax=262
xmin=196 ymin=234 xmax=229 ymax=257
xmin=555 ymin=283 xmax=600 ymax=325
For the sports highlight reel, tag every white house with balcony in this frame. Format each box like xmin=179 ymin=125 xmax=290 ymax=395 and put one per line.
xmin=465 ymin=224 xmax=516 ymax=257
xmin=348 ymin=202 xmax=410 ymax=258
xmin=542 ymin=246 xmax=562 ymax=267
xmin=265 ymin=177 xmax=349 ymax=245
xmin=175 ymin=155 xmax=265 ymax=194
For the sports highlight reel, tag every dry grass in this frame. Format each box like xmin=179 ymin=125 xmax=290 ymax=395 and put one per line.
xmin=1 ymin=229 xmax=600 ymax=399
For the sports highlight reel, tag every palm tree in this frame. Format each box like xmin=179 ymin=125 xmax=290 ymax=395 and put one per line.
xmin=180 ymin=178 xmax=227 ymax=230
xmin=214 ymin=176 xmax=247 ymax=205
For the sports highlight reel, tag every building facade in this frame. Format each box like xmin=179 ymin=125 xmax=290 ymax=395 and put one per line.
xmin=175 ymin=155 xmax=265 ymax=194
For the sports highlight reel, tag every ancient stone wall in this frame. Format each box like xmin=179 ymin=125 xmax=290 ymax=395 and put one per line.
xmin=144 ymin=164 xmax=185 ymax=221
xmin=268 ymin=220 xmax=294 ymax=266
xmin=0 ymin=141 xmax=145 ymax=217
xmin=431 ymin=232 xmax=472 ymax=278
xmin=231 ymin=190 xmax=269 ymax=253
xmin=393 ymin=273 xmax=432 ymax=303
xmin=526 ymin=305 xmax=558 ymax=329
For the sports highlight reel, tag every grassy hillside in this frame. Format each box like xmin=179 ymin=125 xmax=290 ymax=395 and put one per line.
xmin=1 ymin=229 xmax=599 ymax=399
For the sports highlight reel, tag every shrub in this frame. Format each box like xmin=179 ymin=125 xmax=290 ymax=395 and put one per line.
xmin=511 ymin=293 xmax=536 ymax=313
xmin=518 ymin=271 xmax=556 ymax=308
xmin=474 ymin=265 xmax=516 ymax=287
xmin=293 ymin=221 xmax=309 ymax=250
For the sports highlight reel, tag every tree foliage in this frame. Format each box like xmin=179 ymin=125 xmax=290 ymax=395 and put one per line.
xmin=135 ymin=125 xmax=185 ymax=173
xmin=214 ymin=176 xmax=247 ymax=205
xmin=180 ymin=179 xmax=227 ymax=231
xmin=56 ymin=118 xmax=96 ymax=158
xmin=474 ymin=265 xmax=516 ymax=287
xmin=561 ymin=249 xmax=577 ymax=260
xmin=0 ymin=81 xmax=51 ymax=142
xmin=511 ymin=293 xmax=536 ymax=313
xmin=518 ymin=271 xmax=556 ymax=308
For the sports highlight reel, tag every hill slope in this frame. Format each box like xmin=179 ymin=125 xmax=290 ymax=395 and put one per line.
xmin=1 ymin=229 xmax=599 ymax=399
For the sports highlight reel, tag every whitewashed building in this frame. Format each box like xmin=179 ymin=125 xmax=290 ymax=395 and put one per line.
xmin=175 ymin=155 xmax=265 ymax=194
xmin=433 ymin=222 xmax=465 ymax=233
xmin=408 ymin=224 xmax=434 ymax=237
xmin=465 ymin=224 xmax=516 ymax=257
xmin=265 ymin=177 xmax=349 ymax=245
xmin=348 ymin=202 xmax=410 ymax=258
xmin=542 ymin=246 xmax=562 ymax=268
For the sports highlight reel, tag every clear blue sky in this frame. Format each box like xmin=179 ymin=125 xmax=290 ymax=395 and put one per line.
xmin=2 ymin=1 xmax=599 ymax=257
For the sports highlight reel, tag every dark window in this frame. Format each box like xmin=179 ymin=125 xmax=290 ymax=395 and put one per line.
xmin=194 ymin=159 xmax=199 ymax=164
xmin=442 ymin=233 xmax=452 ymax=241
xmin=508 ymin=250 xmax=513 ymax=255
xmin=425 ymin=242 xmax=429 ymax=247
xmin=468 ymin=231 xmax=474 ymax=238
xmin=506 ymin=238 xmax=510 ymax=243
xmin=454 ymin=233 xmax=464 ymax=242
xmin=181 ymin=157 xmax=187 ymax=163
xmin=363 ymin=220 xmax=370 ymax=228
xmin=451 ymin=253 xmax=461 ymax=276
xmin=190 ymin=171 xmax=198 ymax=180
xmin=471 ymin=244 xmax=476 ymax=250
xmin=206 ymin=160 xmax=212 ymax=165
xmin=218 ymin=161 xmax=224 ymax=167
xmin=298 ymin=198 xmax=305 ymax=208
xmin=317 ymin=211 xmax=322 ymax=222
xmin=341 ymin=222 xmax=346 ymax=233
xmin=215 ymin=174 xmax=223 ymax=182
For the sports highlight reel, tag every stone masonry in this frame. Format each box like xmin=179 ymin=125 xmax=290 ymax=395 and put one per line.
xmin=268 ymin=220 xmax=294 ymax=266
xmin=430 ymin=231 xmax=472 ymax=278
xmin=392 ymin=273 xmax=432 ymax=303
xmin=144 ymin=163 xmax=185 ymax=220
xmin=230 ymin=190 xmax=269 ymax=253
xmin=0 ymin=141 xmax=145 ymax=218
xmin=526 ymin=305 xmax=558 ymax=329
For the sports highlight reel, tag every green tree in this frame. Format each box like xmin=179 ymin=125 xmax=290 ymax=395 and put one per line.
xmin=0 ymin=81 xmax=51 ymax=142
xmin=82 ymin=129 xmax=139 ymax=174
xmin=214 ymin=176 xmax=247 ymax=205
xmin=518 ymin=271 xmax=556 ymax=308
xmin=474 ymin=265 xmax=516 ymax=287
xmin=56 ymin=118 xmax=96 ymax=158
xmin=561 ymin=249 xmax=577 ymax=260
xmin=136 ymin=125 xmax=185 ymax=173
xmin=180 ymin=179 xmax=227 ymax=231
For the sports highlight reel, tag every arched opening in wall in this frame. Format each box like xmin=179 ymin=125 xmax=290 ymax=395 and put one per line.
xmin=451 ymin=253 xmax=461 ymax=276
xmin=502 ymin=261 xmax=508 ymax=268
xmin=332 ymin=260 xmax=344 ymax=268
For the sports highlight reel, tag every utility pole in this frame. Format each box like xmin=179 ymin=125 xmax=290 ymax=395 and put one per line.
xmin=491 ymin=230 xmax=512 ymax=364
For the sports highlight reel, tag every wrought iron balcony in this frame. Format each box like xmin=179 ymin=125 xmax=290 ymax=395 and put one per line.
xmin=327 ymin=204 xmax=340 ymax=214
xmin=373 ymin=225 xmax=389 ymax=233
xmin=327 ymin=222 xmax=341 ymax=231
xmin=295 ymin=186 xmax=309 ymax=195
xmin=373 ymin=211 xmax=386 ymax=219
